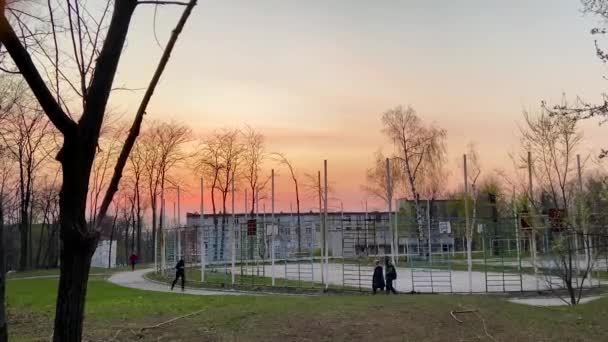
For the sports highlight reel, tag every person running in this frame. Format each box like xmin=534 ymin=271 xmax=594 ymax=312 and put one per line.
xmin=171 ymin=259 xmax=186 ymax=291
xmin=372 ymin=259 xmax=385 ymax=294
xmin=129 ymin=253 xmax=138 ymax=271
xmin=385 ymin=257 xmax=397 ymax=295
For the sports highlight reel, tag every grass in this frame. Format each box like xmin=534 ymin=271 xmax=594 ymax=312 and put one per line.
xmin=6 ymin=265 xmax=147 ymax=279
xmin=5 ymin=276 xmax=608 ymax=341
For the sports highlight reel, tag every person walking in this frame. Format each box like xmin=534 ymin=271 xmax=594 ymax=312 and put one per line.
xmin=129 ymin=253 xmax=138 ymax=271
xmin=385 ymin=257 xmax=397 ymax=295
xmin=171 ymin=259 xmax=186 ymax=291
xmin=372 ymin=259 xmax=385 ymax=294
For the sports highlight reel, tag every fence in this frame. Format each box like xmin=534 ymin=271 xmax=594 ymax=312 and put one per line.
xmin=155 ymin=215 xmax=608 ymax=294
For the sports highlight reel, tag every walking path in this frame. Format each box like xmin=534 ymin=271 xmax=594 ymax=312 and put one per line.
xmin=108 ymin=268 xmax=249 ymax=296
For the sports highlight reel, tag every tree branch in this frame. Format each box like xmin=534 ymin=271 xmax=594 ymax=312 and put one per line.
xmin=0 ymin=15 xmax=76 ymax=136
xmin=96 ymin=0 xmax=198 ymax=225
xmin=138 ymin=1 xmax=190 ymax=5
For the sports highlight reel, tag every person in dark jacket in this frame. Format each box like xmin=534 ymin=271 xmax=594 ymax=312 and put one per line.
xmin=129 ymin=253 xmax=138 ymax=271
xmin=171 ymin=259 xmax=186 ymax=291
xmin=385 ymin=257 xmax=397 ymax=295
xmin=372 ymin=260 xmax=385 ymax=294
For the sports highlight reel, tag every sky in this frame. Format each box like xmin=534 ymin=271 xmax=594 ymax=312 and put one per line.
xmin=107 ymin=0 xmax=608 ymax=218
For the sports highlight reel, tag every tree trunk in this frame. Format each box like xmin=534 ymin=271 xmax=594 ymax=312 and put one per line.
xmin=52 ymin=235 xmax=96 ymax=342
xmin=53 ymin=147 xmax=101 ymax=342
xmin=467 ymin=237 xmax=473 ymax=293
xmin=151 ymin=198 xmax=157 ymax=263
xmin=19 ymin=216 xmax=27 ymax=270
xmin=136 ymin=188 xmax=142 ymax=259
xmin=109 ymin=214 xmax=117 ymax=269
xmin=35 ymin=222 xmax=46 ymax=268
xmin=0 ymin=200 xmax=8 ymax=342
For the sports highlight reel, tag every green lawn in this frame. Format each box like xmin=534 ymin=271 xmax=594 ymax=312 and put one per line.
xmin=6 ymin=265 xmax=146 ymax=279
xmin=5 ymin=276 xmax=608 ymax=341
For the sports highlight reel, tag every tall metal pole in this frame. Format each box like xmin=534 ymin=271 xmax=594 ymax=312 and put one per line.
xmin=318 ymin=170 xmax=324 ymax=286
xmin=577 ymin=154 xmax=588 ymax=286
xmin=427 ymin=199 xmax=432 ymax=263
xmin=200 ymin=177 xmax=205 ymax=282
xmin=271 ymin=169 xmax=275 ymax=286
xmin=513 ymin=187 xmax=523 ymax=291
xmin=324 ymin=160 xmax=329 ymax=289
xmin=177 ymin=186 xmax=181 ymax=261
xmin=394 ymin=198 xmax=399 ymax=265
xmin=464 ymin=154 xmax=472 ymax=293
xmin=175 ymin=201 xmax=180 ymax=260
xmin=231 ymin=176 xmax=236 ymax=285
xmin=386 ymin=158 xmax=395 ymax=266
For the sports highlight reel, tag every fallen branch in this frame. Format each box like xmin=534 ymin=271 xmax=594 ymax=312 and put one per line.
xmin=108 ymin=329 xmax=123 ymax=341
xmin=474 ymin=310 xmax=497 ymax=342
xmin=450 ymin=309 xmax=478 ymax=323
xmin=140 ymin=309 xmax=205 ymax=333
xmin=450 ymin=308 xmax=497 ymax=341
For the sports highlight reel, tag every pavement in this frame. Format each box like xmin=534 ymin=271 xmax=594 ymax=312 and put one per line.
xmin=107 ymin=268 xmax=250 ymax=296
xmin=508 ymin=295 xmax=604 ymax=306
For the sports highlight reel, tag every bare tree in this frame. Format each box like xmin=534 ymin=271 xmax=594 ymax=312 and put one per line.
xmin=87 ymin=117 xmax=124 ymax=226
xmin=464 ymin=143 xmax=482 ymax=293
xmin=520 ymin=110 xmax=582 ymax=211
xmin=0 ymin=143 xmax=11 ymax=342
xmin=273 ymin=152 xmax=303 ymax=252
xmin=216 ymin=129 xmax=244 ymax=258
xmin=242 ymin=126 xmax=266 ymax=216
xmin=195 ymin=132 xmax=223 ymax=260
xmin=541 ymin=1 xmax=608 ymax=158
xmin=361 ymin=150 xmax=403 ymax=205
xmin=142 ymin=121 xmax=191 ymax=264
xmin=34 ymin=171 xmax=60 ymax=268
xmin=0 ymin=79 xmax=15 ymax=338
xmin=518 ymin=109 xmax=597 ymax=304
xmin=381 ymin=105 xmax=447 ymax=243
xmin=0 ymin=94 xmax=56 ymax=271
xmin=127 ymin=139 xmax=146 ymax=259
xmin=0 ymin=0 xmax=197 ymax=340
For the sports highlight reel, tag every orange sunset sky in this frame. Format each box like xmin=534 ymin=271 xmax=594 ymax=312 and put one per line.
xmin=106 ymin=0 xmax=607 ymax=219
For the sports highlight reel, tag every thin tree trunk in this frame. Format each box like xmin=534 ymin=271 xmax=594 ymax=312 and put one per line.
xmin=35 ymin=222 xmax=46 ymax=268
xmin=295 ymin=181 xmax=301 ymax=253
xmin=136 ymin=183 xmax=142 ymax=259
xmin=0 ymin=197 xmax=8 ymax=342
xmin=108 ymin=212 xmax=118 ymax=269
xmin=19 ymin=216 xmax=27 ymax=270
xmin=151 ymin=198 xmax=157 ymax=263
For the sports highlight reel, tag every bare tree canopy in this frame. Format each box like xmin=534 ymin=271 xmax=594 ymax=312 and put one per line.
xmin=519 ymin=110 xmax=583 ymax=210
xmin=0 ymin=0 xmax=197 ymax=340
xmin=242 ymin=126 xmax=266 ymax=216
xmin=381 ymin=105 xmax=447 ymax=238
xmin=541 ymin=1 xmax=608 ymax=158
xmin=362 ymin=150 xmax=402 ymax=205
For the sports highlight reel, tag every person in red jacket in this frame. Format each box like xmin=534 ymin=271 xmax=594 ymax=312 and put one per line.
xmin=129 ymin=253 xmax=138 ymax=271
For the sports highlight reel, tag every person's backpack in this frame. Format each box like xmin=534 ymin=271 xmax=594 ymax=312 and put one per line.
xmin=389 ymin=265 xmax=397 ymax=280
